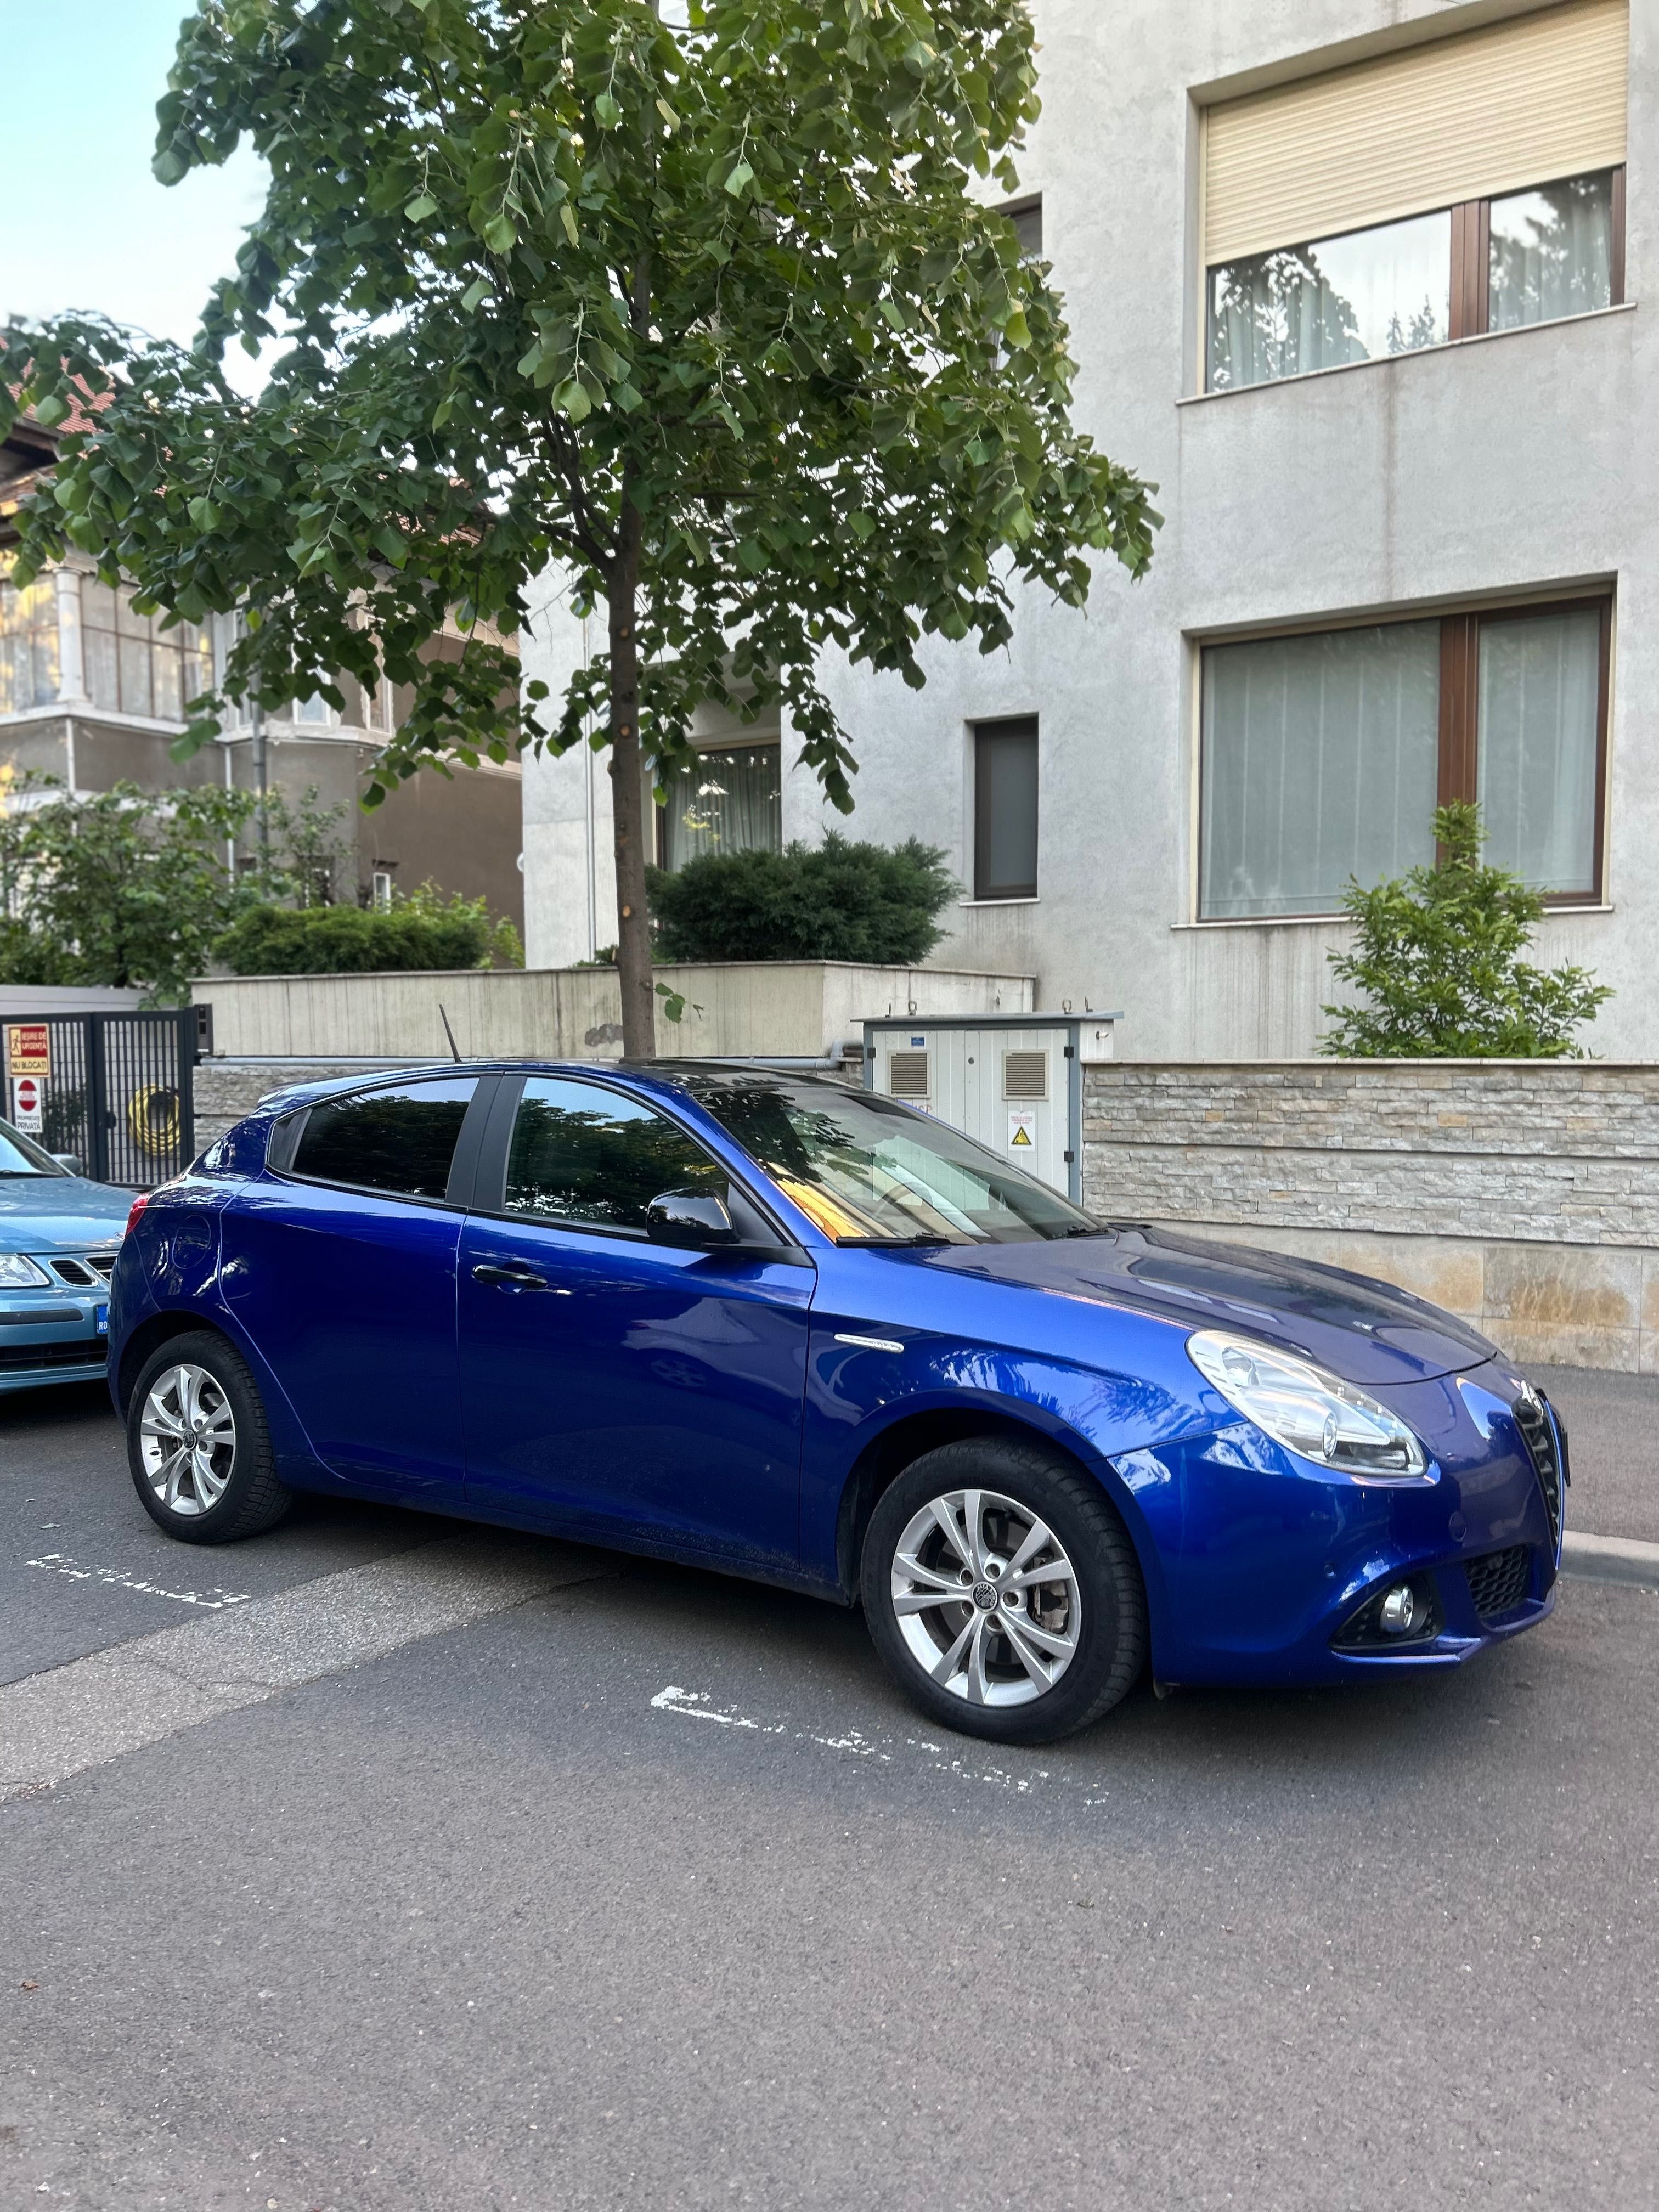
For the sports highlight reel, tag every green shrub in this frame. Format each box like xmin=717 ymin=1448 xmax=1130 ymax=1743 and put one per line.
xmin=1321 ymin=802 xmax=1611 ymax=1058
xmin=647 ymin=834 xmax=957 ymax=965
xmin=215 ymin=885 xmax=521 ymax=975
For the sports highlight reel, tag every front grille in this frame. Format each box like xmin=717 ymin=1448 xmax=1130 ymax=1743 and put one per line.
xmin=0 ymin=1338 xmax=104 ymax=1373
xmin=46 ymin=1254 xmax=116 ymax=1288
xmin=1466 ymin=1545 xmax=1532 ymax=1624
xmin=1513 ymin=1391 xmax=1564 ymax=1548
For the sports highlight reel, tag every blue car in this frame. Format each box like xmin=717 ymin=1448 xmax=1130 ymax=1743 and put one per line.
xmin=108 ymin=1062 xmax=1564 ymax=1742
xmin=1 ymin=1116 xmax=132 ymax=1392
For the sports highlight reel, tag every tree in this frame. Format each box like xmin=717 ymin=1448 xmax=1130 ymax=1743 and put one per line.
xmin=1321 ymin=802 xmax=1612 ymax=1059
xmin=0 ymin=0 xmax=1156 ymax=1057
xmin=648 ymin=832 xmax=956 ymax=963
xmin=0 ymin=772 xmax=261 ymax=1003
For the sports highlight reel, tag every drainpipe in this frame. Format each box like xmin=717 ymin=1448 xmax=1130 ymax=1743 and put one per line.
xmin=250 ymin=693 xmax=269 ymax=877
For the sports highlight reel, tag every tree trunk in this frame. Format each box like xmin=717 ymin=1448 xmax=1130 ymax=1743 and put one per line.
xmin=608 ymin=493 xmax=654 ymax=1061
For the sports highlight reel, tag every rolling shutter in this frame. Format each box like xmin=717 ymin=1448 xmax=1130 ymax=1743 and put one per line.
xmin=1204 ymin=0 xmax=1629 ymax=266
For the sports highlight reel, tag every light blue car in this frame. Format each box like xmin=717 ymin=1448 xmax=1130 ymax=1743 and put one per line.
xmin=0 ymin=1116 xmax=133 ymax=1393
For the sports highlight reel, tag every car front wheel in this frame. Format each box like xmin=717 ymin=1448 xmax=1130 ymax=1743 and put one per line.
xmin=126 ymin=1330 xmax=292 ymax=1544
xmin=861 ymin=1438 xmax=1147 ymax=1744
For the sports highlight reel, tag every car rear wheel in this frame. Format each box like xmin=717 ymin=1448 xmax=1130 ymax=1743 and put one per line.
xmin=127 ymin=1331 xmax=292 ymax=1544
xmin=861 ymin=1438 xmax=1147 ymax=1745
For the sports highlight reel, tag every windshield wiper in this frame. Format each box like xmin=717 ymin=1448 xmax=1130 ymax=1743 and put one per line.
xmin=835 ymin=1234 xmax=955 ymax=1249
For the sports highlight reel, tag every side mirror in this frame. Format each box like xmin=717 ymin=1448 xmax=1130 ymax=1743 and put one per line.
xmin=52 ymin=1154 xmax=83 ymax=1177
xmin=646 ymin=1188 xmax=738 ymax=1249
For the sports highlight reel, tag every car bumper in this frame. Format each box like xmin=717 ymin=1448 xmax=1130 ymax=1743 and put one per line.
xmin=0 ymin=1295 xmax=110 ymax=1394
xmin=1116 ymin=1358 xmax=1562 ymax=1688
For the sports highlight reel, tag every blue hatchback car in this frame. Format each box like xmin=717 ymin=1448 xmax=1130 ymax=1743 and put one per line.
xmin=109 ymin=1061 xmax=1565 ymax=1742
xmin=1 ymin=1115 xmax=131 ymax=1392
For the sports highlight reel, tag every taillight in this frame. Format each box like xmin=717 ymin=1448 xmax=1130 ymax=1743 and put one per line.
xmin=123 ymin=1193 xmax=150 ymax=1238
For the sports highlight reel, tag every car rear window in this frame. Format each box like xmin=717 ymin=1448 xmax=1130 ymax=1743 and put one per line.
xmin=290 ymin=1079 xmax=478 ymax=1201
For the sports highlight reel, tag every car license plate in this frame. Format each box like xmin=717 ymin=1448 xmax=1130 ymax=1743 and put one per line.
xmin=95 ymin=1304 xmax=109 ymax=1338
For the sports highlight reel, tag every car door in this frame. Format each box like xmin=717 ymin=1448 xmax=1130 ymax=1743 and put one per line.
xmin=456 ymin=1073 xmax=814 ymax=1568
xmin=221 ymin=1073 xmax=489 ymax=1503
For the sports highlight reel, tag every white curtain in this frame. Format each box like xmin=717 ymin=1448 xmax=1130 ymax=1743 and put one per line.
xmin=1209 ymin=211 xmax=1449 ymax=390
xmin=662 ymin=742 xmax=782 ymax=871
xmin=1201 ymin=622 xmax=1441 ymax=918
xmin=1478 ymin=608 xmax=1601 ymax=892
xmin=1489 ymin=171 xmax=1613 ymax=330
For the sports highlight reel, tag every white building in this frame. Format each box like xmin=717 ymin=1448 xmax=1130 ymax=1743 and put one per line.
xmin=522 ymin=0 xmax=1649 ymax=1058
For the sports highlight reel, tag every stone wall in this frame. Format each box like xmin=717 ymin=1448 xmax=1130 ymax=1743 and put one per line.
xmin=193 ymin=1060 xmax=421 ymax=1149
xmin=1082 ymin=1063 xmax=1659 ymax=1374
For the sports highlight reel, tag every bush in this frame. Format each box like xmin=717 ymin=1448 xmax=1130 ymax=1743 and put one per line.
xmin=215 ymin=885 xmax=522 ymax=975
xmin=1321 ymin=802 xmax=1611 ymax=1058
xmin=647 ymin=834 xmax=957 ymax=964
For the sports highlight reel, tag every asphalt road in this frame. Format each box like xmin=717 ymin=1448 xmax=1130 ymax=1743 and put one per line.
xmin=2 ymin=1380 xmax=1657 ymax=2211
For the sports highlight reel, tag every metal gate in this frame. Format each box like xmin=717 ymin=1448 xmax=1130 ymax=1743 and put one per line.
xmin=4 ymin=1010 xmax=198 ymax=1189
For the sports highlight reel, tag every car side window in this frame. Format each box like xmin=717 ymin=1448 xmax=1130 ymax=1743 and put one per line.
xmin=290 ymin=1078 xmax=478 ymax=1201
xmin=505 ymin=1077 xmax=727 ymax=1233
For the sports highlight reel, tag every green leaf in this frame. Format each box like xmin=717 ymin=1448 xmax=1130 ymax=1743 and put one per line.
xmin=32 ymin=395 xmax=69 ymax=428
xmin=656 ymin=98 xmax=680 ymax=131
xmin=724 ymin=158 xmax=754 ymax=198
xmin=372 ymin=522 xmax=408 ymax=568
xmin=187 ymin=497 xmax=222 ymax=532
xmin=461 ymin=276 xmax=494 ymax=313
xmin=554 ymin=380 xmax=591 ymax=424
xmin=559 ymin=201 xmax=579 ymax=245
xmin=482 ymin=211 xmax=517 ymax=254
xmin=594 ymin=92 xmax=622 ymax=130
xmin=404 ymin=194 xmax=439 ymax=222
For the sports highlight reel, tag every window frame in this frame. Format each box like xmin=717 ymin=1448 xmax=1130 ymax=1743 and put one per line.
xmin=271 ymin=1075 xmax=490 ymax=1211
xmin=1205 ymin=163 xmax=1627 ymax=393
xmin=468 ymin=1070 xmax=800 ymax=1253
xmin=1195 ymin=590 xmax=1613 ymax=922
xmin=972 ymin=716 xmax=1041 ymax=902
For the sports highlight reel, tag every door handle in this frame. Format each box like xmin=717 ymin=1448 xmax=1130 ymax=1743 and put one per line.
xmin=472 ymin=1263 xmax=549 ymax=1292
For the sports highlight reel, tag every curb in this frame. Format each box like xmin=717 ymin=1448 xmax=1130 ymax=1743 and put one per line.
xmin=1560 ymin=1530 xmax=1659 ymax=1587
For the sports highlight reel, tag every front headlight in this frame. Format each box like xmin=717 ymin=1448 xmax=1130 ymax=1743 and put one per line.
xmin=1187 ymin=1328 xmax=1427 ymax=1478
xmin=0 ymin=1253 xmax=53 ymax=1289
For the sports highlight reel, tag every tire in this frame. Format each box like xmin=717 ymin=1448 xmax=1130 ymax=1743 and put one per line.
xmin=861 ymin=1437 xmax=1147 ymax=1745
xmin=126 ymin=1330 xmax=292 ymax=1545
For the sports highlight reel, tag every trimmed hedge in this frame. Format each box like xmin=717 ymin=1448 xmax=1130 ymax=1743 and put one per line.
xmin=215 ymin=900 xmax=500 ymax=975
xmin=646 ymin=833 xmax=957 ymax=965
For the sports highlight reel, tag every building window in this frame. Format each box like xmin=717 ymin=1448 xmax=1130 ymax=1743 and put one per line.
xmin=973 ymin=718 xmax=1039 ymax=901
xmin=659 ymin=740 xmax=782 ymax=872
xmin=292 ymin=693 xmax=333 ymax=727
xmin=1003 ymin=196 xmax=1043 ymax=260
xmin=81 ymin=577 xmax=213 ymax=721
xmin=1209 ymin=168 xmax=1621 ymax=390
xmin=1199 ymin=598 xmax=1610 ymax=919
xmin=368 ymin=675 xmax=396 ymax=734
xmin=1202 ymin=0 xmax=1628 ymax=392
xmin=0 ymin=572 xmax=60 ymax=713
xmin=371 ymin=870 xmax=393 ymax=912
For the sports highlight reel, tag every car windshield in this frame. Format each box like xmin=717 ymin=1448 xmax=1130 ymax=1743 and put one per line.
xmin=0 ymin=1121 xmax=65 ymax=1178
xmin=668 ymin=1072 xmax=1099 ymax=1244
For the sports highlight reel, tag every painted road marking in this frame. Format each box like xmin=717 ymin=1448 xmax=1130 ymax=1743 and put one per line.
xmin=1 ymin=1534 xmax=605 ymax=1804
xmin=651 ymin=1684 xmax=1055 ymax=1794
xmin=26 ymin=1552 xmax=252 ymax=1610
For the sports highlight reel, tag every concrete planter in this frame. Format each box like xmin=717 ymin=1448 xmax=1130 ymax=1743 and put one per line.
xmin=190 ymin=960 xmax=1036 ymax=1064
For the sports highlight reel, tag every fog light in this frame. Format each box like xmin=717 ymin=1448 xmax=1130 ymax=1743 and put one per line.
xmin=1379 ymin=1583 xmax=1420 ymax=1637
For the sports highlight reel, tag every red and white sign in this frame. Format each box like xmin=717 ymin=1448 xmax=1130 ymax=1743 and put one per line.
xmin=4 ymin=1023 xmax=50 ymax=1079
xmin=11 ymin=1074 xmax=43 ymax=1134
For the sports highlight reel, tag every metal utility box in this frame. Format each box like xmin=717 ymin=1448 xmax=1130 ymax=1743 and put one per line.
xmin=860 ymin=1012 xmax=1119 ymax=1205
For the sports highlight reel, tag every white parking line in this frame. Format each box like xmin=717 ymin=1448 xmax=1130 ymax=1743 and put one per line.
xmin=26 ymin=1551 xmax=252 ymax=1610
xmin=651 ymin=1684 xmax=1056 ymax=1793
xmin=1 ymin=1534 xmax=605 ymax=1804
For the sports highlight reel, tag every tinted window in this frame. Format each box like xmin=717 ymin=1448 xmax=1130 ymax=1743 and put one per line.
xmin=505 ymin=1077 xmax=726 ymax=1233
xmin=291 ymin=1079 xmax=477 ymax=1199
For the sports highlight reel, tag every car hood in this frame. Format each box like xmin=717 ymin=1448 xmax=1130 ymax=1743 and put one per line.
xmin=0 ymin=1175 xmax=133 ymax=1252
xmin=918 ymin=1223 xmax=1498 ymax=1387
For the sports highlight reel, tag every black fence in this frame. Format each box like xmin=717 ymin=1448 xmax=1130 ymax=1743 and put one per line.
xmin=7 ymin=1010 xmax=201 ymax=1189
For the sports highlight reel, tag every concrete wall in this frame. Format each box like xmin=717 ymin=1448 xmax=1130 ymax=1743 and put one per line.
xmin=521 ymin=0 xmax=1659 ymax=1056
xmin=1083 ymin=1061 xmax=1659 ymax=1372
xmin=191 ymin=962 xmax=1035 ymax=1063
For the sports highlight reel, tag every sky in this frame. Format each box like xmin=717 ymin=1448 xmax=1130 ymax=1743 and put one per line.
xmin=1 ymin=0 xmax=269 ymax=389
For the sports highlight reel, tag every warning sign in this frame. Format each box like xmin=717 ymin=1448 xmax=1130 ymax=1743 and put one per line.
xmin=11 ymin=1074 xmax=43 ymax=1133
xmin=1008 ymin=1108 xmax=1036 ymax=1152
xmin=4 ymin=1023 xmax=50 ymax=1079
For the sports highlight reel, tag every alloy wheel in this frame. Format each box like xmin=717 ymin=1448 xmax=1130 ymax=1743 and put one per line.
xmin=889 ymin=1486 xmax=1081 ymax=1706
xmin=138 ymin=1363 xmax=238 ymax=1517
